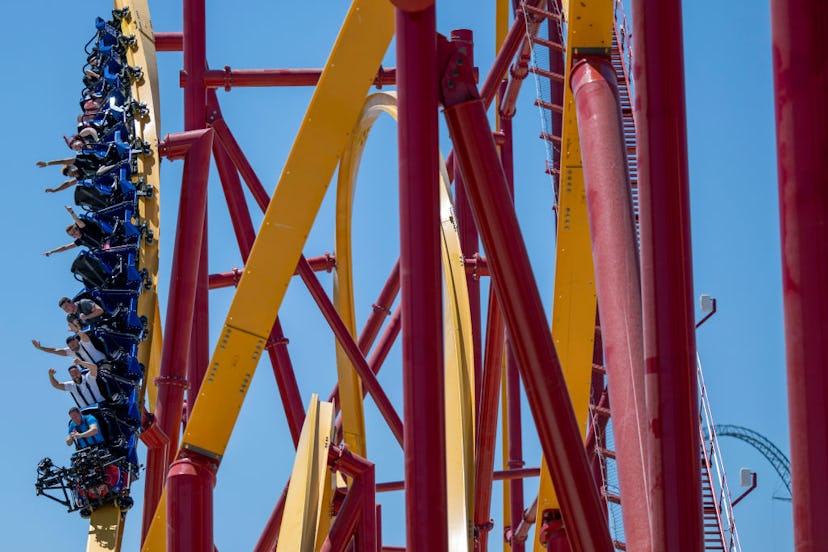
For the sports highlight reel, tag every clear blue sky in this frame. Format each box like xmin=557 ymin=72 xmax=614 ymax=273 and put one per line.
xmin=1 ymin=1 xmax=791 ymax=550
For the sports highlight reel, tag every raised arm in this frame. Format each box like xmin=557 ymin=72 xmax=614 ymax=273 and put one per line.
xmin=45 ymin=179 xmax=78 ymax=193
xmin=70 ymin=322 xmax=91 ymax=343
xmin=32 ymin=340 xmax=69 ymax=357
xmin=48 ymin=368 xmax=66 ymax=391
xmin=36 ymin=157 xmax=74 ymax=168
xmin=43 ymin=242 xmax=78 ymax=257
xmin=73 ymin=358 xmax=98 ymax=377
xmin=64 ymin=205 xmax=85 ymax=228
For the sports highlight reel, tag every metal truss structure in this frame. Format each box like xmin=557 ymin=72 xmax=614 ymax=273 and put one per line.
xmin=59 ymin=0 xmax=828 ymax=550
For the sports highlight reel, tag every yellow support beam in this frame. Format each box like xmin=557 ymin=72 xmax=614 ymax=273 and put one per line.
xmin=141 ymin=2 xmax=394 ymax=547
xmin=277 ymin=395 xmax=336 ymax=552
xmin=86 ymin=503 xmax=124 ymax=552
xmin=533 ymin=2 xmax=614 ymax=550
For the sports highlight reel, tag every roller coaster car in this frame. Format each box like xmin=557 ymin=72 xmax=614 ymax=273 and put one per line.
xmin=35 ymin=448 xmax=134 ymax=517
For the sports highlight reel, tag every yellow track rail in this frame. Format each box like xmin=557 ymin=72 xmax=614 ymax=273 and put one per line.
xmin=112 ymin=0 xmax=163 ymax=413
xmin=336 ymin=91 xmax=476 ymax=550
xmin=532 ymin=1 xmax=614 ymax=550
xmin=276 ymin=395 xmax=336 ymax=551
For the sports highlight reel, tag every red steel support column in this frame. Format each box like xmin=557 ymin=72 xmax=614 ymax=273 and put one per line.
xmin=631 ymin=0 xmax=701 ymax=548
xmin=506 ymin=343 xmax=526 ymax=552
xmin=155 ymin=32 xmax=184 ymax=52
xmin=450 ymin=29 xmax=482 ymax=411
xmin=770 ymin=1 xmax=828 ymax=549
xmin=188 ymin=219 xmax=209 ymax=403
xmin=167 ymin=455 xmax=216 ymax=552
xmin=164 ymin=0 xmax=213 ymax=545
xmin=473 ymin=287 xmax=505 ymax=549
xmin=441 ymin=35 xmax=612 ymax=552
xmin=455 ymin=165 xmax=482 ymax=405
xmin=397 ymin=5 xmax=447 ymax=551
xmin=499 ymin=101 xmax=526 ymax=552
xmin=571 ymin=58 xmax=651 ymax=552
xmin=144 ymin=129 xmax=213 ymax=537
xmin=183 ymin=0 xmax=207 ymax=131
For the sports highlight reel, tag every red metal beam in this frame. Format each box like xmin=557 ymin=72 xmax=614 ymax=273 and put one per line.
xmin=571 ymin=57 xmax=651 ymax=552
xmin=201 ymin=67 xmax=399 ymax=90
xmin=449 ymin=29 xmax=482 ymax=421
xmin=162 ymin=0 xmax=213 ymax=540
xmin=296 ymin=257 xmax=404 ymax=446
xmin=472 ymin=286 xmax=504 ymax=548
xmin=397 ymin=6 xmax=448 ymax=551
xmin=207 ymin=255 xmax=337 ymax=289
xmin=499 ymin=98 xmax=527 ymax=552
xmin=143 ymin=128 xmax=213 ymax=539
xmin=379 ymin=467 xmax=541 ymax=493
xmin=440 ymin=33 xmax=613 ymax=551
xmin=770 ymin=1 xmax=828 ymax=549
xmin=155 ymin=32 xmax=184 ymax=52
xmin=631 ymin=0 xmax=702 ymax=548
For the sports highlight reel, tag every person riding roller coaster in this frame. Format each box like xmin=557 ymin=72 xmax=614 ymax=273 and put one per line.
xmin=33 ymin=322 xmax=109 ymax=364
xmin=43 ymin=206 xmax=107 ymax=257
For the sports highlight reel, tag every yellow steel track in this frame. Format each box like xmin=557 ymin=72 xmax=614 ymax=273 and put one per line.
xmin=276 ymin=395 xmax=336 ymax=551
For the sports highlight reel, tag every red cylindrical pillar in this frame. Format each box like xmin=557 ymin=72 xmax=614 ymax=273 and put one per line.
xmin=167 ymin=456 xmax=216 ymax=552
xmin=183 ymin=0 xmax=207 ymax=131
xmin=631 ymin=0 xmax=701 ymax=548
xmin=397 ymin=5 xmax=447 ymax=551
xmin=770 ymin=1 xmax=828 ymax=549
xmin=570 ymin=58 xmax=652 ymax=552
xmin=145 ymin=128 xmax=213 ymax=536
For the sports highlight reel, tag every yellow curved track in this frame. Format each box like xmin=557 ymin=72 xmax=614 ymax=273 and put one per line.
xmin=86 ymin=1 xmax=162 ymax=550
xmin=333 ymin=91 xmax=476 ymax=550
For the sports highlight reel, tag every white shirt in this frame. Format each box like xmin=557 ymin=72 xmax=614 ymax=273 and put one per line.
xmin=61 ymin=372 xmax=106 ymax=408
xmin=61 ymin=340 xmax=107 ymax=364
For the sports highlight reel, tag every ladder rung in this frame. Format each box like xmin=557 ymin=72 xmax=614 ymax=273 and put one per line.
xmin=534 ymin=99 xmax=563 ymax=114
xmin=531 ymin=36 xmax=566 ymax=53
xmin=540 ymin=132 xmax=561 ymax=144
xmin=528 ymin=65 xmax=565 ymax=83
xmin=522 ymin=4 xmax=563 ymax=22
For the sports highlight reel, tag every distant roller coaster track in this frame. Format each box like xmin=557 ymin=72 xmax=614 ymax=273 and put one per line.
xmin=711 ymin=425 xmax=792 ymax=498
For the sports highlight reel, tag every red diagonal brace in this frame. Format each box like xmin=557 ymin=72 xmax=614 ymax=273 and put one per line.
xmin=439 ymin=33 xmax=613 ymax=552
